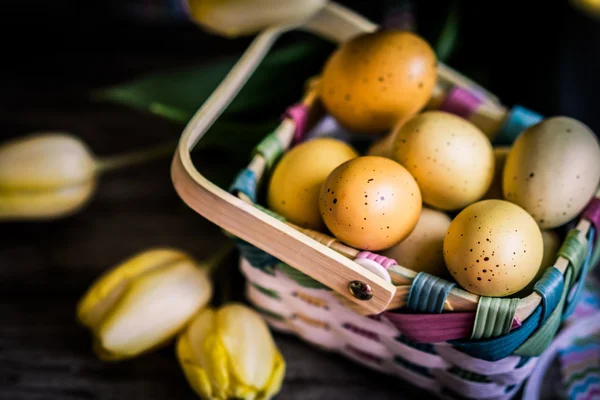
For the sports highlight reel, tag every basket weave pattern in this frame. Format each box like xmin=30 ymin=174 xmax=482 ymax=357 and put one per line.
xmin=241 ymin=258 xmax=535 ymax=399
xmin=226 ymin=96 xmax=600 ymax=399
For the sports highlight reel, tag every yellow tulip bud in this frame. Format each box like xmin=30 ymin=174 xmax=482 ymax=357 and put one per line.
xmin=186 ymin=0 xmax=327 ymax=37
xmin=177 ymin=303 xmax=285 ymax=400
xmin=0 ymin=133 xmax=96 ymax=220
xmin=0 ymin=132 xmax=174 ymax=221
xmin=77 ymin=248 xmax=213 ymax=360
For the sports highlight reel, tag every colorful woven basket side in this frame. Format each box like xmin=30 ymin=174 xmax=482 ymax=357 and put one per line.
xmin=241 ymin=258 xmax=537 ymax=400
xmin=166 ymin=4 xmax=600 ymax=398
xmin=234 ymin=213 xmax=597 ymax=399
xmin=224 ymin=84 xmax=600 ymax=399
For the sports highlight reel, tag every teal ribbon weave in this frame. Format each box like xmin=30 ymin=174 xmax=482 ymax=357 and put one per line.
xmin=515 ymin=227 xmax=594 ymax=356
xmin=514 ymin=268 xmax=573 ymax=357
xmin=406 ymin=272 xmax=455 ymax=313
xmin=229 ymin=168 xmax=257 ymax=202
xmin=493 ymin=105 xmax=543 ymax=145
xmin=451 ymin=264 xmax=568 ymax=360
xmin=534 ymin=267 xmax=565 ymax=324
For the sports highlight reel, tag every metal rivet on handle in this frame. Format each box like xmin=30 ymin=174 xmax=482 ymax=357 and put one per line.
xmin=348 ymin=280 xmax=373 ymax=300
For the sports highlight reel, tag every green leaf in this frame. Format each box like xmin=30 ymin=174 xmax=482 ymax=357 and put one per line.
xmin=198 ymin=118 xmax=280 ymax=156
xmin=94 ymin=35 xmax=333 ymax=160
xmin=435 ymin=2 xmax=460 ymax=63
xmin=95 ymin=35 xmax=333 ymax=124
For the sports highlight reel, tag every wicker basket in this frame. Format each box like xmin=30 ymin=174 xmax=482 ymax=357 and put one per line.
xmin=171 ymin=3 xmax=600 ymax=399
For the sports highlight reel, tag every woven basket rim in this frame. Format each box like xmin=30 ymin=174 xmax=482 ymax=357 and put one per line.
xmin=232 ymin=96 xmax=597 ymax=327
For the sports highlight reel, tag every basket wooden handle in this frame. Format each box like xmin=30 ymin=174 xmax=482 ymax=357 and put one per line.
xmin=171 ymin=12 xmax=399 ymax=314
xmin=171 ymin=2 xmax=505 ymax=315
xmin=172 ymin=153 xmax=397 ymax=314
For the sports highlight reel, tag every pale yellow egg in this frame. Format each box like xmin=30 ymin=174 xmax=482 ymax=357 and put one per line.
xmin=267 ymin=138 xmax=358 ymax=230
xmin=382 ymin=207 xmax=451 ymax=278
xmin=392 ymin=111 xmax=495 ymax=211
xmin=514 ymin=229 xmax=562 ymax=297
xmin=482 ymin=146 xmax=511 ymax=200
xmin=503 ymin=116 xmax=600 ymax=229
xmin=443 ymin=199 xmax=543 ymax=297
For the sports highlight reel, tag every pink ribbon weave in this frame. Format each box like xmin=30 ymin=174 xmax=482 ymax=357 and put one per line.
xmin=439 ymin=86 xmax=485 ymax=120
xmin=384 ymin=312 xmax=522 ymax=343
xmin=356 ymin=251 xmax=398 ymax=269
xmin=583 ymin=197 xmax=600 ymax=233
xmin=283 ymin=103 xmax=310 ymax=143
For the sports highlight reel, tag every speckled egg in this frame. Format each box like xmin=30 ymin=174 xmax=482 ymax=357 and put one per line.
xmin=503 ymin=116 xmax=600 ymax=229
xmin=483 ymin=146 xmax=511 ymax=200
xmin=320 ymin=31 xmax=437 ymax=134
xmin=382 ymin=207 xmax=452 ymax=278
xmin=392 ymin=111 xmax=495 ymax=211
xmin=319 ymin=156 xmax=422 ymax=250
xmin=267 ymin=137 xmax=358 ymax=231
xmin=443 ymin=199 xmax=543 ymax=297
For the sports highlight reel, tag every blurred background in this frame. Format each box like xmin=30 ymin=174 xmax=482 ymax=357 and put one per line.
xmin=2 ymin=0 xmax=599 ymax=132
xmin=0 ymin=1 xmax=599 ymax=399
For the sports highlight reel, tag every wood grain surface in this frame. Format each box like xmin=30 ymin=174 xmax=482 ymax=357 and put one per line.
xmin=0 ymin=100 xmax=431 ymax=399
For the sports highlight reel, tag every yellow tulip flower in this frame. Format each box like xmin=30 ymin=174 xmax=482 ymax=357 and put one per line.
xmin=0 ymin=132 xmax=174 ymax=221
xmin=572 ymin=0 xmax=600 ymax=18
xmin=177 ymin=303 xmax=285 ymax=400
xmin=0 ymin=133 xmax=97 ymax=220
xmin=186 ymin=0 xmax=327 ymax=37
xmin=77 ymin=248 xmax=213 ymax=360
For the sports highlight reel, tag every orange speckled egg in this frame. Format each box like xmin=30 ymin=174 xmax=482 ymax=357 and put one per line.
xmin=319 ymin=156 xmax=422 ymax=250
xmin=320 ymin=31 xmax=437 ymax=134
xmin=443 ymin=199 xmax=543 ymax=297
xmin=392 ymin=111 xmax=495 ymax=211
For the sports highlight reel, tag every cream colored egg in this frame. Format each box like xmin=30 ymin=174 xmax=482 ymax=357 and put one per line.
xmin=482 ymin=146 xmax=511 ymax=200
xmin=319 ymin=156 xmax=422 ymax=250
xmin=443 ymin=199 xmax=543 ymax=297
xmin=503 ymin=116 xmax=600 ymax=229
xmin=320 ymin=31 xmax=437 ymax=134
xmin=382 ymin=207 xmax=451 ymax=278
xmin=540 ymin=230 xmax=562 ymax=273
xmin=366 ymin=131 xmax=396 ymax=159
xmin=392 ymin=111 xmax=495 ymax=210
xmin=267 ymin=137 xmax=358 ymax=230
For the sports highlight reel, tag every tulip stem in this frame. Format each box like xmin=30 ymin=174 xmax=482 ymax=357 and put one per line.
xmin=205 ymin=242 xmax=236 ymax=306
xmin=95 ymin=141 xmax=177 ymax=174
xmin=204 ymin=241 xmax=235 ymax=275
xmin=220 ymin=267 xmax=234 ymax=306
